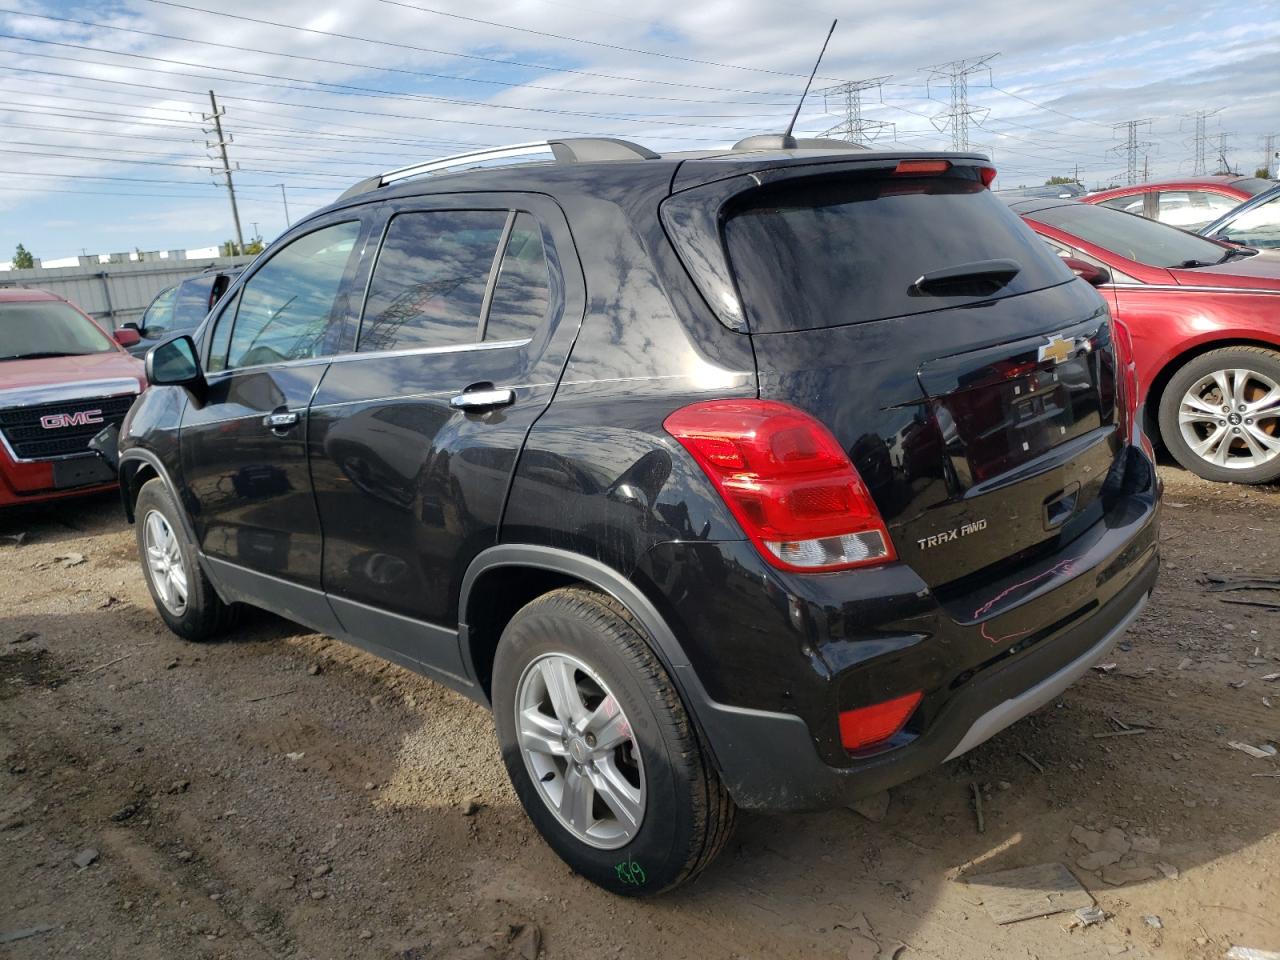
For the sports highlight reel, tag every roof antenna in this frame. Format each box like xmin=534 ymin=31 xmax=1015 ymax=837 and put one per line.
xmin=782 ymin=19 xmax=838 ymax=147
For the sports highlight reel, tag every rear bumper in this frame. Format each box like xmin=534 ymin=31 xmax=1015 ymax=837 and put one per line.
xmin=683 ymin=549 xmax=1156 ymax=812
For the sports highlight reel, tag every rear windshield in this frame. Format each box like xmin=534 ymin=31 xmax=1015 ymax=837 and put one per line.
xmin=1025 ymin=201 xmax=1233 ymax=268
xmin=0 ymin=300 xmax=115 ymax=361
xmin=1233 ymin=178 xmax=1275 ymax=197
xmin=724 ymin=173 xmax=1072 ymax=333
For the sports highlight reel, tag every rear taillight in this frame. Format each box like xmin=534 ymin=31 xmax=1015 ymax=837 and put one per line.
xmin=978 ymin=166 xmax=997 ymax=187
xmin=839 ymin=691 xmax=923 ymax=751
xmin=894 ymin=159 xmax=950 ymax=176
xmin=1110 ymin=317 xmax=1139 ymax=442
xmin=663 ymin=400 xmax=896 ymax=572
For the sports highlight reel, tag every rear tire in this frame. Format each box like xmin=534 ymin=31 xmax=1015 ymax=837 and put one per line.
xmin=1158 ymin=346 xmax=1280 ymax=484
xmin=492 ymin=587 xmax=735 ymax=896
xmin=135 ymin=478 xmax=236 ymax=641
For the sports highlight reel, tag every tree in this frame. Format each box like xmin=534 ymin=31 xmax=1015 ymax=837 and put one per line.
xmin=1257 ymin=167 xmax=1273 ymax=180
xmin=220 ymin=239 xmax=264 ymax=257
xmin=12 ymin=243 xmax=34 ymax=269
xmin=1045 ymin=175 xmax=1078 ymax=185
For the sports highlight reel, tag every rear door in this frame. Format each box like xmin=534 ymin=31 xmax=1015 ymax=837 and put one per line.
xmin=181 ymin=215 xmax=373 ymax=621
xmin=706 ymin=163 xmax=1123 ymax=589
xmin=308 ymin=193 xmax=584 ymax=680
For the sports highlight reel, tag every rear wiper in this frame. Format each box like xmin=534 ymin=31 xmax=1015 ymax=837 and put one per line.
xmin=911 ymin=258 xmax=1022 ymax=297
xmin=1176 ymin=259 xmax=1214 ymax=268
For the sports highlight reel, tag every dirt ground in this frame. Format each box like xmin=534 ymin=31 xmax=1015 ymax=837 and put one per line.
xmin=2 ymin=464 xmax=1278 ymax=960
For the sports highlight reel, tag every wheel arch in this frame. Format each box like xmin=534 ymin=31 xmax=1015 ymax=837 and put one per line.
xmin=458 ymin=546 xmax=697 ymax=708
xmin=118 ymin=449 xmax=197 ymax=546
xmin=1146 ymin=337 xmax=1280 ymax=444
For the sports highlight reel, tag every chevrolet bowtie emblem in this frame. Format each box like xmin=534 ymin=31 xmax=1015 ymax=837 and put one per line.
xmin=1038 ymin=336 xmax=1076 ymax=365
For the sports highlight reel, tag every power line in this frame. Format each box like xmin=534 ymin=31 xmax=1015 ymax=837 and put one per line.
xmin=819 ymin=77 xmax=895 ymax=145
xmin=921 ymin=54 xmax=997 ymax=151
xmin=1108 ymin=119 xmax=1155 ymax=185
xmin=0 ymin=169 xmax=336 ymax=191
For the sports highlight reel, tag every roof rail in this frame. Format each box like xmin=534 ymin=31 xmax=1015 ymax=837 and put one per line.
xmin=337 ymin=137 xmax=659 ymax=201
xmin=731 ymin=134 xmax=870 ymax=152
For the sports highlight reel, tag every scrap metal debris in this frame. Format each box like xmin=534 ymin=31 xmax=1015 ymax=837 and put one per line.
xmin=970 ymin=782 xmax=984 ymax=834
xmin=965 ymin=862 xmax=1094 ymax=925
xmin=1226 ymin=949 xmax=1280 ymax=960
xmin=1227 ymin=741 xmax=1277 ymax=760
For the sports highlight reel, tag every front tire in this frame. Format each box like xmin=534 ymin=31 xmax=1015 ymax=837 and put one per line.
xmin=492 ymin=587 xmax=735 ymax=896
xmin=135 ymin=478 xmax=236 ymax=641
xmin=1158 ymin=346 xmax=1280 ymax=484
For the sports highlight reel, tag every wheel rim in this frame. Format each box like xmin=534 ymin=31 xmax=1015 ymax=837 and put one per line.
xmin=143 ymin=509 xmax=189 ymax=615
xmin=515 ymin=653 xmax=645 ymax=850
xmin=1177 ymin=367 xmax=1280 ymax=470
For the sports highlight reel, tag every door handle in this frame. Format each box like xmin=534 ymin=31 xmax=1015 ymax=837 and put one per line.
xmin=450 ymin=387 xmax=515 ymax=411
xmin=263 ymin=410 xmax=299 ymax=430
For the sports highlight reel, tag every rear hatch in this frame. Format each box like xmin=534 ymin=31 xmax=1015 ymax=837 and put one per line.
xmin=668 ymin=158 xmax=1123 ymax=590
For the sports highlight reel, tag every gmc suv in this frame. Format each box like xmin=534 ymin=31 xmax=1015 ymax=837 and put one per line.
xmin=114 ymin=136 xmax=1160 ymax=896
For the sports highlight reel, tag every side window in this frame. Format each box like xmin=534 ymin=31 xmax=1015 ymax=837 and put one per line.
xmin=485 ymin=212 xmax=553 ymax=342
xmin=172 ymin=276 xmax=217 ymax=329
xmin=205 ymin=290 xmax=240 ymax=373
xmin=141 ymin=286 xmax=177 ymax=338
xmin=225 ymin=220 xmax=360 ymax=371
xmin=1099 ymin=196 xmax=1144 ymax=216
xmin=1156 ymin=191 xmax=1229 ymax=230
xmin=1218 ymin=197 xmax=1280 ymax=248
xmin=359 ymin=210 xmax=508 ymax=353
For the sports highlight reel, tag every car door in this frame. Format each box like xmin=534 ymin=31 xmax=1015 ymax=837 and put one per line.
xmin=180 ymin=214 xmax=376 ymax=628
xmin=307 ymin=194 xmax=584 ymax=683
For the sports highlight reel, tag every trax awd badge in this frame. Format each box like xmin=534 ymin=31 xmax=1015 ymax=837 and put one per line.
xmin=917 ymin=519 xmax=988 ymax=552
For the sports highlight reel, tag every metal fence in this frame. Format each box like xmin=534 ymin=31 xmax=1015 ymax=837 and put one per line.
xmin=0 ymin=255 xmax=256 ymax=327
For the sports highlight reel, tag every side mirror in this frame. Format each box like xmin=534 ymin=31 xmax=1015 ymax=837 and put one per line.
xmin=113 ymin=327 xmax=142 ymax=347
xmin=145 ymin=335 xmax=206 ymax=399
xmin=119 ymin=321 xmax=141 ymax=332
xmin=1063 ymin=257 xmax=1111 ymax=287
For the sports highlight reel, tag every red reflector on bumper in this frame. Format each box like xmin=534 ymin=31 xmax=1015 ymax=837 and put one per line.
xmin=838 ymin=691 xmax=923 ymax=751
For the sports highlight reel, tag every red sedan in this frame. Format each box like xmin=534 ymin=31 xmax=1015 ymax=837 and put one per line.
xmin=1083 ymin=175 xmax=1273 ymax=231
xmin=1 ymin=288 xmax=145 ymax=508
xmin=1009 ymin=197 xmax=1280 ymax=484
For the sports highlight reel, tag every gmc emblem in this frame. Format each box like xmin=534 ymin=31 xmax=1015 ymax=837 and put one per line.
xmin=40 ymin=409 xmax=104 ymax=430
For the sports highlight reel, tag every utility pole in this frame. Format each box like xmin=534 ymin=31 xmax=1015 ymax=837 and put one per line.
xmin=921 ymin=54 xmax=998 ymax=151
xmin=1109 ymin=119 xmax=1154 ymax=186
xmin=1182 ymin=108 xmax=1221 ymax=175
xmin=278 ymin=184 xmax=291 ymax=227
xmin=203 ymin=90 xmax=243 ymax=253
xmin=820 ymin=77 xmax=894 ymax=145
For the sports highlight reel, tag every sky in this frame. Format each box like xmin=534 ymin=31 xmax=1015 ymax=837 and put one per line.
xmin=1 ymin=0 xmax=1277 ymax=262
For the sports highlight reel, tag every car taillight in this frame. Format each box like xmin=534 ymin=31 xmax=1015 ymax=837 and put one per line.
xmin=894 ymin=159 xmax=950 ymax=176
xmin=663 ymin=399 xmax=896 ymax=572
xmin=839 ymin=691 xmax=923 ymax=751
xmin=1110 ymin=317 xmax=1139 ymax=442
xmin=978 ymin=166 xmax=997 ymax=187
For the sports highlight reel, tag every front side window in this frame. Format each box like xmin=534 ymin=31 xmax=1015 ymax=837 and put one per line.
xmin=359 ymin=210 xmax=508 ymax=353
xmin=0 ymin=301 xmax=116 ymax=361
xmin=141 ymin=286 xmax=178 ymax=338
xmin=485 ymin=212 xmax=553 ymax=342
xmin=171 ymin=275 xmax=218 ymax=330
xmin=1156 ymin=191 xmax=1237 ymax=230
xmin=1217 ymin=195 xmax=1280 ymax=249
xmin=224 ymin=220 xmax=360 ymax=371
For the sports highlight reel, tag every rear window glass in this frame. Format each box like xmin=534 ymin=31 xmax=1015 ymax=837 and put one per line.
xmin=723 ymin=173 xmax=1072 ymax=333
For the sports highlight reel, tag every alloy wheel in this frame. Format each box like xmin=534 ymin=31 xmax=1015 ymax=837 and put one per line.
xmin=1177 ymin=367 xmax=1280 ymax=470
xmin=515 ymin=652 xmax=646 ymax=849
xmin=143 ymin=510 xmax=189 ymax=616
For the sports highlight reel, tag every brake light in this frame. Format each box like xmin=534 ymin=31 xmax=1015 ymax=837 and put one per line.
xmin=1110 ymin=317 xmax=1139 ymax=442
xmin=663 ymin=400 xmax=896 ymax=572
xmin=839 ymin=691 xmax=923 ymax=751
xmin=979 ymin=166 xmax=997 ymax=187
xmin=894 ymin=159 xmax=951 ymax=176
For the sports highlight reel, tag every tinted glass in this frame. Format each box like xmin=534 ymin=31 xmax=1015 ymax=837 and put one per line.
xmin=1216 ymin=193 xmax=1280 ymax=249
xmin=226 ymin=221 xmax=359 ymax=370
xmin=360 ymin=210 xmax=507 ymax=353
xmin=485 ymin=212 xmax=551 ymax=342
xmin=141 ymin=285 xmax=177 ymax=337
xmin=724 ymin=172 xmax=1072 ymax=333
xmin=172 ymin=275 xmax=217 ymax=329
xmin=0 ymin=301 xmax=115 ymax=360
xmin=1232 ymin=178 xmax=1274 ymax=197
xmin=1026 ymin=201 xmax=1232 ymax=268
xmin=1099 ymin=195 xmax=1145 ymax=215
xmin=206 ymin=290 xmax=240 ymax=373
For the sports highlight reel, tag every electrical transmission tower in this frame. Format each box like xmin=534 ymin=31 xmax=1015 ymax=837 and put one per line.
xmin=1109 ymin=119 xmax=1155 ymax=185
xmin=1214 ymin=131 xmax=1235 ymax=174
xmin=921 ymin=54 xmax=998 ymax=151
xmin=820 ymin=77 xmax=895 ymax=145
xmin=1262 ymin=134 xmax=1278 ymax=178
xmin=202 ymin=90 xmax=244 ymax=252
xmin=1181 ymin=108 xmax=1221 ymax=175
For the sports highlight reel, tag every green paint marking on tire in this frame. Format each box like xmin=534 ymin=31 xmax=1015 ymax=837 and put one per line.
xmin=615 ymin=859 xmax=646 ymax=886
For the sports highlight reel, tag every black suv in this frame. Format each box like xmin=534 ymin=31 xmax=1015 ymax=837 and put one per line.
xmin=122 ymin=267 xmax=241 ymax=357
xmin=116 ymin=136 xmax=1160 ymax=896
